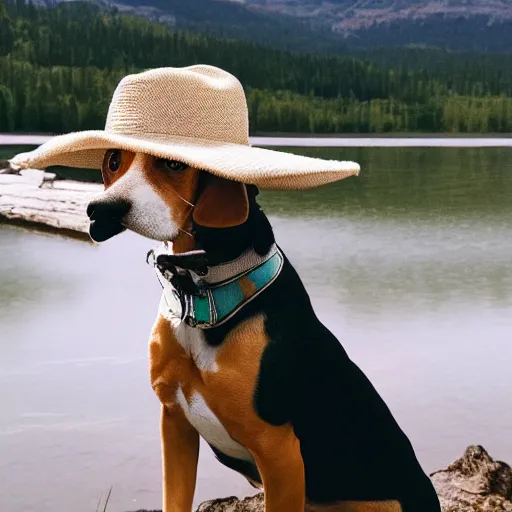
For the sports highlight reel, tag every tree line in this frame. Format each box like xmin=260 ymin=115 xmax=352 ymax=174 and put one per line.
xmin=1 ymin=0 xmax=512 ymax=133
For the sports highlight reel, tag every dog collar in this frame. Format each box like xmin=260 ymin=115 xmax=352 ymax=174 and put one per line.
xmin=148 ymin=244 xmax=284 ymax=329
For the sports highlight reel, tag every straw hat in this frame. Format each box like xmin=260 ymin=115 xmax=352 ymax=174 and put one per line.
xmin=10 ymin=65 xmax=359 ymax=190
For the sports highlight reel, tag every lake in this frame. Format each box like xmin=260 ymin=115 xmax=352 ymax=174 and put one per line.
xmin=1 ymin=145 xmax=511 ymax=512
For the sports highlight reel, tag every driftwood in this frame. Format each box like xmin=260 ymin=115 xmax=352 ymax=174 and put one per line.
xmin=0 ymin=171 xmax=101 ymax=239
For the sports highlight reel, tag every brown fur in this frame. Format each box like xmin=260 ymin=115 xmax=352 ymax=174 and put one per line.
xmin=192 ymin=173 xmax=249 ymax=228
xmin=141 ymin=155 xmax=200 ymax=231
xmin=101 ymin=149 xmax=135 ymax=187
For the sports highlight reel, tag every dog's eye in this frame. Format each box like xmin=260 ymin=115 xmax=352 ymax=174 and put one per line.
xmin=156 ymin=158 xmax=188 ymax=172
xmin=106 ymin=149 xmax=121 ymax=173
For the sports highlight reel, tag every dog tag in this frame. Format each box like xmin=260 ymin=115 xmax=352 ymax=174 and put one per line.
xmin=154 ymin=259 xmax=185 ymax=322
xmin=166 ymin=286 xmax=184 ymax=319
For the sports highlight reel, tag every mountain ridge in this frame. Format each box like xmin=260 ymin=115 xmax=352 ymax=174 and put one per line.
xmin=245 ymin=0 xmax=512 ymax=52
xmin=246 ymin=1 xmax=512 ymax=31
xmin=29 ymin=0 xmax=348 ymax=54
xmin=27 ymin=0 xmax=512 ymax=53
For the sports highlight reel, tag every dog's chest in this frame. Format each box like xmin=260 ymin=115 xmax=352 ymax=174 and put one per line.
xmin=169 ymin=317 xmax=254 ymax=462
xmin=169 ymin=314 xmax=219 ymax=372
xmin=176 ymin=386 xmax=253 ymax=461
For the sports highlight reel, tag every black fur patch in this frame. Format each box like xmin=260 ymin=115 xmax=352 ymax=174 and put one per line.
xmin=209 ymin=445 xmax=262 ymax=486
xmin=194 ymin=187 xmax=441 ymax=511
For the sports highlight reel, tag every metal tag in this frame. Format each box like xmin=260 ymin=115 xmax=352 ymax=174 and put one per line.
xmin=167 ymin=288 xmax=183 ymax=319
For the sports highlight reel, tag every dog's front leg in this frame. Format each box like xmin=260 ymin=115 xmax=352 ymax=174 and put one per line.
xmin=161 ymin=404 xmax=199 ymax=512
xmin=249 ymin=424 xmax=305 ymax=512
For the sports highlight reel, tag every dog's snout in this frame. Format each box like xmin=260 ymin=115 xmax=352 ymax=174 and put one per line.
xmin=87 ymin=198 xmax=131 ymax=242
xmin=87 ymin=199 xmax=131 ymax=220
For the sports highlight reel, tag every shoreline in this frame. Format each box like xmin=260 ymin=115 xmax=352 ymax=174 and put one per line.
xmin=254 ymin=137 xmax=512 ymax=147
xmin=2 ymin=133 xmax=512 ymax=148
xmin=0 ymin=217 xmax=93 ymax=242
xmin=252 ymin=131 xmax=512 ymax=138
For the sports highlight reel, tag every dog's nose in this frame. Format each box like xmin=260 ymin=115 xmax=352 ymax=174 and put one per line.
xmin=87 ymin=198 xmax=131 ymax=242
xmin=87 ymin=199 xmax=131 ymax=220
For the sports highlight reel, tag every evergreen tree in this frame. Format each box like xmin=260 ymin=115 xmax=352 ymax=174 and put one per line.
xmin=1 ymin=0 xmax=512 ymax=134
xmin=0 ymin=84 xmax=14 ymax=130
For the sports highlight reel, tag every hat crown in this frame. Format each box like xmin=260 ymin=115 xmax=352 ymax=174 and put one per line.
xmin=105 ymin=65 xmax=249 ymax=145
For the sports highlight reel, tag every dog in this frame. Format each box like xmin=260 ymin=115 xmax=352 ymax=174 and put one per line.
xmin=38 ymin=171 xmax=65 ymax=188
xmin=86 ymin=148 xmax=441 ymax=512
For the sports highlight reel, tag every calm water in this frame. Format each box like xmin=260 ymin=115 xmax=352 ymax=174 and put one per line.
xmin=1 ymin=146 xmax=511 ymax=512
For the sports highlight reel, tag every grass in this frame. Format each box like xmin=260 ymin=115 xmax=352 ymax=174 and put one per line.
xmin=96 ymin=487 xmax=112 ymax=512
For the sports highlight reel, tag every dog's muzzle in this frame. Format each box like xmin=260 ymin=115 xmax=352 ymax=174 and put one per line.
xmin=86 ymin=199 xmax=131 ymax=242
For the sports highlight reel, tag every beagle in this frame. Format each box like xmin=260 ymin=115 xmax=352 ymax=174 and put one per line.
xmin=86 ymin=150 xmax=441 ymax=512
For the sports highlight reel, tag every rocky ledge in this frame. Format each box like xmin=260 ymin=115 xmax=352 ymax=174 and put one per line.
xmin=430 ymin=445 xmax=512 ymax=512
xmin=133 ymin=446 xmax=511 ymax=512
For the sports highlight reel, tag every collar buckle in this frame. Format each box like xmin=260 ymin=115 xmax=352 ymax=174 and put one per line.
xmin=152 ymin=244 xmax=283 ymax=329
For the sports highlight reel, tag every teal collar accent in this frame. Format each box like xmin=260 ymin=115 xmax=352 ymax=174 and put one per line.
xmin=153 ymin=244 xmax=284 ymax=329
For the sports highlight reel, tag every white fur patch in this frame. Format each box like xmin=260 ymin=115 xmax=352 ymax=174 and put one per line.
xmin=99 ymin=154 xmax=179 ymax=240
xmin=168 ymin=304 xmax=219 ymax=372
xmin=176 ymin=387 xmax=253 ymax=462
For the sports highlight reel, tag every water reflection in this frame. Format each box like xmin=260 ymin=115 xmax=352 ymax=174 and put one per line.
xmin=262 ymin=147 xmax=512 ymax=220
xmin=0 ymin=146 xmax=511 ymax=512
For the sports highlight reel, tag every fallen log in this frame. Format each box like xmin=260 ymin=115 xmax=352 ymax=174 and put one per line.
xmin=0 ymin=171 xmax=100 ymax=240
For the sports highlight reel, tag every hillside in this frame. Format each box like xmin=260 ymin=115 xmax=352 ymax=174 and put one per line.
xmin=248 ymin=0 xmax=512 ymax=52
xmin=29 ymin=0 xmax=348 ymax=54
xmin=248 ymin=0 xmax=512 ymax=31
xmin=28 ymin=0 xmax=512 ymax=53
xmin=2 ymin=0 xmax=512 ymax=135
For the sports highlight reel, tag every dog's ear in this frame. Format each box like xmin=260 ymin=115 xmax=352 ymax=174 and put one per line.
xmin=192 ymin=173 xmax=249 ymax=228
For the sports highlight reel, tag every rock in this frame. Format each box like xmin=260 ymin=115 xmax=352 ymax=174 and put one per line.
xmin=196 ymin=494 xmax=264 ymax=512
xmin=431 ymin=445 xmax=512 ymax=512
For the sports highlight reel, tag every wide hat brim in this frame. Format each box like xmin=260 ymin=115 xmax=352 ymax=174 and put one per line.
xmin=10 ymin=130 xmax=360 ymax=190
